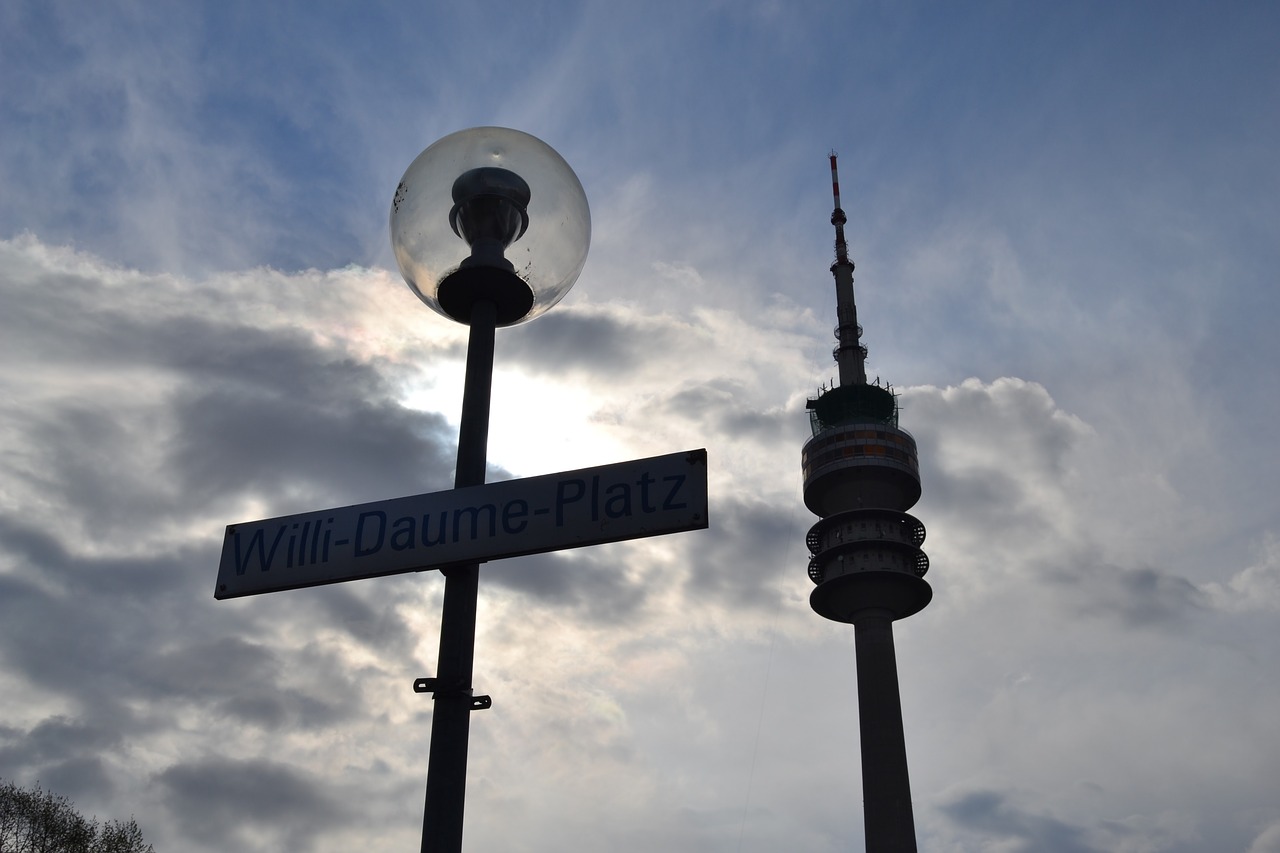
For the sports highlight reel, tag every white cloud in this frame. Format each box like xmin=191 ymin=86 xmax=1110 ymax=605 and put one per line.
xmin=1250 ymin=822 xmax=1280 ymax=853
xmin=1206 ymin=533 xmax=1280 ymax=613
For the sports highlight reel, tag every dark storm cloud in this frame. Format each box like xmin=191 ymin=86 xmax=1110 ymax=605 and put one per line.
xmin=483 ymin=548 xmax=651 ymax=624
xmin=168 ymin=342 xmax=456 ymax=510
xmin=0 ymin=542 xmax=365 ymax=787
xmin=310 ymin=583 xmax=420 ymax=654
xmin=500 ymin=306 xmax=686 ymax=377
xmin=140 ymin=635 xmax=364 ymax=731
xmin=684 ymin=496 xmax=799 ymax=611
xmin=156 ymin=757 xmax=346 ymax=850
xmin=0 ymin=266 xmax=220 ymax=370
xmin=0 ymin=715 xmax=121 ymax=770
xmin=5 ymin=397 xmax=169 ymax=538
xmin=0 ymin=515 xmax=189 ymax=598
xmin=920 ymin=461 xmax=1027 ymax=522
xmin=3 ymin=264 xmax=460 ymax=530
xmin=1044 ymin=561 xmax=1206 ymax=630
xmin=940 ymin=788 xmax=1103 ymax=853
xmin=0 ymin=565 xmax=160 ymax=790
xmin=0 ymin=519 xmax=377 ymax=737
xmin=0 ymin=530 xmax=205 ymax=705
xmin=211 ymin=686 xmax=355 ymax=732
xmin=143 ymin=636 xmax=282 ymax=702
xmin=660 ymin=378 xmax=800 ymax=445
xmin=39 ymin=756 xmax=115 ymax=804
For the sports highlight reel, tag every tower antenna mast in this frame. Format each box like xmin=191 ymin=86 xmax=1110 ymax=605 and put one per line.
xmin=828 ymin=153 xmax=867 ymax=387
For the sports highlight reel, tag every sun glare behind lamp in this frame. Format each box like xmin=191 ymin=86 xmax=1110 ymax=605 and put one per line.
xmin=390 ymin=126 xmax=591 ymax=326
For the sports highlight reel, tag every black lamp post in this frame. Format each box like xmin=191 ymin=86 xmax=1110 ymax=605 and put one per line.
xmin=390 ymin=127 xmax=591 ymax=853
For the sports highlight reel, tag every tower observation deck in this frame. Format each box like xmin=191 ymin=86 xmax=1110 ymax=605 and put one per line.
xmin=802 ymin=154 xmax=931 ymax=851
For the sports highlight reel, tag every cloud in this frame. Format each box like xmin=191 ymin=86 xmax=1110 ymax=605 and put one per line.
xmin=0 ymin=715 xmax=121 ymax=776
xmin=1043 ymin=560 xmax=1207 ymax=630
xmin=683 ymin=495 xmax=804 ymax=612
xmin=1250 ymin=822 xmax=1280 ymax=853
xmin=0 ymin=541 xmax=197 ymax=708
xmin=941 ymin=788 xmax=1103 ymax=853
xmin=39 ymin=756 xmax=116 ymax=805
xmin=1205 ymin=533 xmax=1280 ymax=613
xmin=156 ymin=757 xmax=347 ymax=851
xmin=936 ymin=787 xmax=1208 ymax=853
xmin=482 ymin=548 xmax=652 ymax=624
xmin=500 ymin=305 xmax=687 ymax=378
xmin=0 ymin=239 xmax=459 ymax=536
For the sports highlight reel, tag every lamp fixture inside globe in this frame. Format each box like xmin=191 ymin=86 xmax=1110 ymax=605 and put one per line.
xmin=390 ymin=126 xmax=590 ymax=327
xmin=449 ymin=167 xmax=531 ymax=272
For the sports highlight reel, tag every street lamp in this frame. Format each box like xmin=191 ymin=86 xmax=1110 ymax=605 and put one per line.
xmin=392 ymin=126 xmax=590 ymax=326
xmin=390 ymin=127 xmax=590 ymax=853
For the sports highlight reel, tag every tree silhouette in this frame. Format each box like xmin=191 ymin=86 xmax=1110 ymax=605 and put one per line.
xmin=0 ymin=779 xmax=153 ymax=853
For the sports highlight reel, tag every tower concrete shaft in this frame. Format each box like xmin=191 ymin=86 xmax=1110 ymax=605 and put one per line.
xmin=802 ymin=154 xmax=932 ymax=852
xmin=856 ymin=612 xmax=917 ymax=852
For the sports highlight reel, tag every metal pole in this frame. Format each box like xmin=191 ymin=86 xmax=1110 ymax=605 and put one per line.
xmin=421 ymin=298 xmax=497 ymax=853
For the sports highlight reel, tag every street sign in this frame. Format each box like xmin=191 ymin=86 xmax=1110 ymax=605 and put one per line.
xmin=215 ymin=448 xmax=707 ymax=599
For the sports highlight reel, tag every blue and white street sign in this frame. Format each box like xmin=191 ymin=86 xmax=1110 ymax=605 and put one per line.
xmin=215 ymin=448 xmax=707 ymax=599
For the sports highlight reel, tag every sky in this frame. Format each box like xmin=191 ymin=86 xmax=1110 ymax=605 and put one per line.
xmin=1 ymin=1 xmax=1279 ymax=851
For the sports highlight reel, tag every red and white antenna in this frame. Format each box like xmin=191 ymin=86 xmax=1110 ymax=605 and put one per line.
xmin=829 ymin=151 xmax=850 ymax=266
xmin=826 ymin=152 xmax=863 ymax=385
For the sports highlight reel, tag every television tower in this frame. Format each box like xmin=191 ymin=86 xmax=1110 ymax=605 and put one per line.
xmin=802 ymin=154 xmax=932 ymax=852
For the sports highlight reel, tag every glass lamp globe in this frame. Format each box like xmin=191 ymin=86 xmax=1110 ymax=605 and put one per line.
xmin=390 ymin=127 xmax=591 ymax=326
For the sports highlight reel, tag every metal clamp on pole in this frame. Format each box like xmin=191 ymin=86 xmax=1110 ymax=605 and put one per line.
xmin=413 ymin=678 xmax=492 ymax=711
